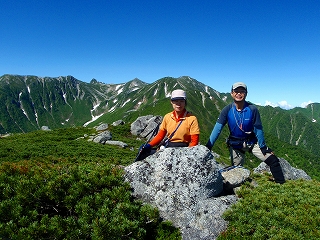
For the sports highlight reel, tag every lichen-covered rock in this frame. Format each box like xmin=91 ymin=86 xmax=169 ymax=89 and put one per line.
xmin=124 ymin=145 xmax=238 ymax=240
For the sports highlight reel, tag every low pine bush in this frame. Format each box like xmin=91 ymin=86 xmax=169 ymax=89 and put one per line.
xmin=0 ymin=127 xmax=181 ymax=239
xmin=218 ymin=175 xmax=320 ymax=239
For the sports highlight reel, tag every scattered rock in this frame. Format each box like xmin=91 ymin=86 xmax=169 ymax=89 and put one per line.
xmin=105 ymin=140 xmax=128 ymax=148
xmin=92 ymin=130 xmax=112 ymax=144
xmin=41 ymin=126 xmax=51 ymax=131
xmin=112 ymin=120 xmax=124 ymax=126
xmin=95 ymin=123 xmax=108 ymax=131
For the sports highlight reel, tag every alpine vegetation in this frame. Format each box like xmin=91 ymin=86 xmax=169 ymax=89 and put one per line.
xmin=1 ymin=74 xmax=319 ymax=176
xmin=0 ymin=119 xmax=318 ymax=239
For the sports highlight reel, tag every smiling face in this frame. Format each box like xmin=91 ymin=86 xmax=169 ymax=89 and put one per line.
xmin=171 ymin=99 xmax=186 ymax=114
xmin=231 ymin=87 xmax=247 ymax=103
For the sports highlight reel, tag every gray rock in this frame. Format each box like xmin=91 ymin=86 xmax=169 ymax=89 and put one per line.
xmin=220 ymin=166 xmax=251 ymax=191
xmin=130 ymin=115 xmax=162 ymax=136
xmin=112 ymin=120 xmax=124 ymax=126
xmin=139 ymin=115 xmax=162 ymax=138
xmin=130 ymin=115 xmax=154 ymax=136
xmin=178 ymin=196 xmax=238 ymax=240
xmin=41 ymin=126 xmax=51 ymax=131
xmin=253 ymin=158 xmax=311 ymax=180
xmin=95 ymin=123 xmax=108 ymax=131
xmin=124 ymin=145 xmax=232 ymax=240
xmin=104 ymin=140 xmax=128 ymax=148
xmin=92 ymin=130 xmax=112 ymax=144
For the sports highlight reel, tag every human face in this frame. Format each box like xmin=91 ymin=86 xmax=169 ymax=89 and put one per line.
xmin=171 ymin=99 xmax=186 ymax=114
xmin=231 ymin=87 xmax=247 ymax=102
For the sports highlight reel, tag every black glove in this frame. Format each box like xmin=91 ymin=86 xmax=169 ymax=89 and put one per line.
xmin=205 ymin=141 xmax=213 ymax=151
xmin=260 ymin=146 xmax=273 ymax=155
xmin=139 ymin=143 xmax=151 ymax=152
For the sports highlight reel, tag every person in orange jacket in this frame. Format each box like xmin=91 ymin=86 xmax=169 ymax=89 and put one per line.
xmin=137 ymin=89 xmax=200 ymax=160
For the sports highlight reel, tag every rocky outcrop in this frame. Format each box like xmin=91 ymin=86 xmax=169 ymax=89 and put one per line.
xmin=124 ymin=145 xmax=238 ymax=240
xmin=253 ymin=158 xmax=312 ymax=180
xmin=88 ymin=116 xmax=163 ymax=148
xmin=124 ymin=145 xmax=312 ymax=240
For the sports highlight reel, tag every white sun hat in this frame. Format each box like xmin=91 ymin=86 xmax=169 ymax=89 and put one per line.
xmin=171 ymin=89 xmax=186 ymax=100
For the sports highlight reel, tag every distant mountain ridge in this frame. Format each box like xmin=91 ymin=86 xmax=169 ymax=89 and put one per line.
xmin=1 ymin=74 xmax=319 ymax=159
xmin=0 ymin=74 xmax=147 ymax=133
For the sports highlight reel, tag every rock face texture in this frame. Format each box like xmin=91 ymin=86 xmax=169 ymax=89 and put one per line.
xmin=253 ymin=158 xmax=312 ymax=180
xmin=124 ymin=117 xmax=312 ymax=240
xmin=124 ymin=145 xmax=238 ymax=240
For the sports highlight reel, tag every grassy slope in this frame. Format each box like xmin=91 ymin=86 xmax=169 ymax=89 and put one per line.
xmin=0 ymin=125 xmax=319 ymax=239
xmin=0 ymin=126 xmax=181 ymax=239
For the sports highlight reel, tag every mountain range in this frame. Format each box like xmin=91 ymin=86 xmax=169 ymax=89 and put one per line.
xmin=1 ymin=74 xmax=319 ymax=166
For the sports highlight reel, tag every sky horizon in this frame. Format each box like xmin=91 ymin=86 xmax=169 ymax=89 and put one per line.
xmin=1 ymin=1 xmax=319 ymax=110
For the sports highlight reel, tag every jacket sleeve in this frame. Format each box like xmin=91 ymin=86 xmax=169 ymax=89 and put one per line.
xmin=205 ymin=105 xmax=230 ymax=150
xmin=149 ymin=129 xmax=167 ymax=147
xmin=251 ymin=106 xmax=266 ymax=148
xmin=254 ymin=127 xmax=266 ymax=148
xmin=189 ymin=134 xmax=199 ymax=147
xmin=205 ymin=122 xmax=224 ymax=150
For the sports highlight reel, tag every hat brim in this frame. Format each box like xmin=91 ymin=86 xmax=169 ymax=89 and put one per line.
xmin=171 ymin=97 xmax=186 ymax=101
xmin=232 ymin=86 xmax=247 ymax=90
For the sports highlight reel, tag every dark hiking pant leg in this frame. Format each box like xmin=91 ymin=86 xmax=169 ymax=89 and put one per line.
xmin=264 ymin=155 xmax=285 ymax=184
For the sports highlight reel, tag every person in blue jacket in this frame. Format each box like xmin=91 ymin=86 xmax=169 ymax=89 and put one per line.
xmin=206 ymin=82 xmax=285 ymax=184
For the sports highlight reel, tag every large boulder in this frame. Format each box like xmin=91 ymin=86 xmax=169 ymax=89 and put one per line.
xmin=124 ymin=145 xmax=238 ymax=239
xmin=130 ymin=115 xmax=162 ymax=137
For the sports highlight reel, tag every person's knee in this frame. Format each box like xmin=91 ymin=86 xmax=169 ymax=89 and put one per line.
xmin=264 ymin=154 xmax=279 ymax=167
xmin=264 ymin=155 xmax=285 ymax=184
xmin=232 ymin=156 xmax=244 ymax=166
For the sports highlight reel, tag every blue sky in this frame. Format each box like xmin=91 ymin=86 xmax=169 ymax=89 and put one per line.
xmin=1 ymin=0 xmax=319 ymax=109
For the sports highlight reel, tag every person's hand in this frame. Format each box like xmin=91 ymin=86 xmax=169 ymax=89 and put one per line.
xmin=139 ymin=143 xmax=151 ymax=152
xmin=143 ymin=143 xmax=151 ymax=150
xmin=260 ymin=146 xmax=273 ymax=155
xmin=205 ymin=143 xmax=213 ymax=151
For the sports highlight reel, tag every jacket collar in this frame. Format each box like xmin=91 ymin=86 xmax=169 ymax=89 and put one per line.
xmin=171 ymin=109 xmax=187 ymax=121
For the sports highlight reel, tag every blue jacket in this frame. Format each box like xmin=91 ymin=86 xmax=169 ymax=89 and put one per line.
xmin=206 ymin=102 xmax=266 ymax=150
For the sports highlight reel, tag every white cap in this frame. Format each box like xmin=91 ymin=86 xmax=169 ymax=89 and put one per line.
xmin=171 ymin=89 xmax=186 ymax=100
xmin=231 ymin=82 xmax=247 ymax=91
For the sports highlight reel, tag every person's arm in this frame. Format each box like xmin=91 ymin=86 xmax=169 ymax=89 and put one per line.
xmin=148 ymin=129 xmax=167 ymax=147
xmin=205 ymin=105 xmax=230 ymax=150
xmin=205 ymin=122 xmax=224 ymax=150
xmin=254 ymin=127 xmax=266 ymax=148
xmin=189 ymin=134 xmax=199 ymax=147
xmin=251 ymin=106 xmax=267 ymax=148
